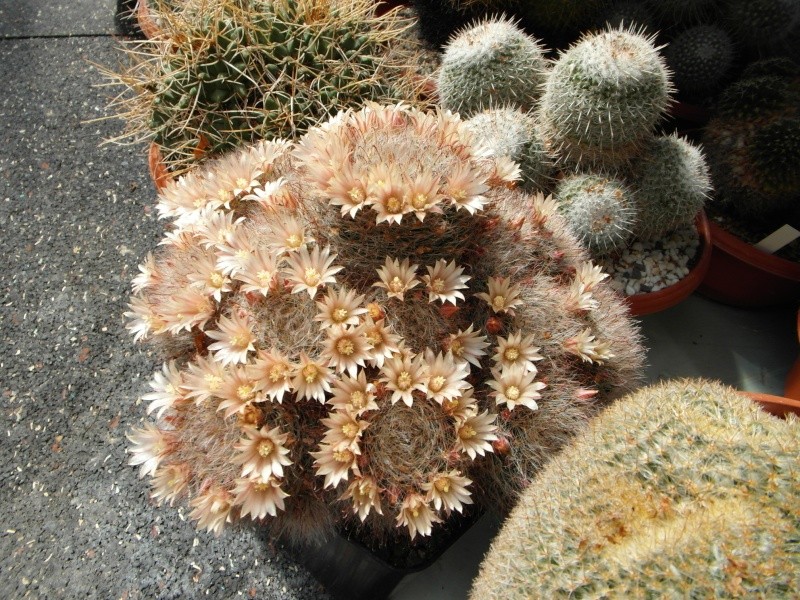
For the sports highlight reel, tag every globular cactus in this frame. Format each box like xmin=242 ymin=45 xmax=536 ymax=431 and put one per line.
xmin=538 ymin=27 xmax=673 ymax=168
xmin=470 ymin=379 xmax=800 ymax=599
xmin=703 ymin=63 xmax=800 ymax=222
xmin=437 ymin=16 xmax=548 ymax=117
xmin=464 ymin=107 xmax=553 ymax=190
xmin=725 ymin=0 xmax=800 ymax=54
xmin=554 ymin=173 xmax=637 ymax=255
xmin=664 ymin=24 xmax=735 ymax=97
xmin=106 ymin=0 xmax=429 ymax=173
xmin=628 ymin=133 xmax=711 ymax=240
xmin=125 ymin=103 xmax=644 ymax=546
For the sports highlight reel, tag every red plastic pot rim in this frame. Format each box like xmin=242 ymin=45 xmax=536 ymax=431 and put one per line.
xmin=742 ymin=390 xmax=800 ymax=418
xmin=707 ymin=219 xmax=800 ymax=280
xmin=625 ymin=211 xmax=712 ymax=316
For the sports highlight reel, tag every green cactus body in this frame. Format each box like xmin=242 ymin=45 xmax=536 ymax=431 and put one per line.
xmin=554 ymin=173 xmax=637 ymax=255
xmin=437 ymin=16 xmax=548 ymax=118
xmin=538 ymin=28 xmax=672 ymax=169
xmin=703 ymin=65 xmax=800 ymax=222
xmin=464 ymin=108 xmax=553 ymax=190
xmin=470 ymin=379 xmax=800 ymax=599
xmin=110 ymin=0 xmax=427 ymax=173
xmin=629 ymin=134 xmax=710 ymax=240
xmin=726 ymin=0 xmax=800 ymax=52
xmin=665 ymin=25 xmax=734 ymax=97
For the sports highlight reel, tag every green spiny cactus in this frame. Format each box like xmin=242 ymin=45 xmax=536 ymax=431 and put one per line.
xmin=470 ymin=378 xmax=800 ymax=599
xmin=464 ymin=107 xmax=553 ymax=190
xmin=726 ymin=0 xmax=800 ymax=53
xmin=703 ymin=64 xmax=800 ymax=222
xmin=554 ymin=173 xmax=637 ymax=255
xmin=538 ymin=27 xmax=673 ymax=168
xmin=665 ymin=25 xmax=734 ymax=97
xmin=437 ymin=16 xmax=548 ymax=118
xmin=628 ymin=134 xmax=710 ymax=240
xmin=106 ymin=0 xmax=429 ymax=173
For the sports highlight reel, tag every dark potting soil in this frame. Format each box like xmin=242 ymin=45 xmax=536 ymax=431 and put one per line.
xmin=706 ymin=202 xmax=800 ymax=264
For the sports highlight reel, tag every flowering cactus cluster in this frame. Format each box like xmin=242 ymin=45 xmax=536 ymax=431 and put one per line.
xmin=126 ymin=104 xmax=643 ymax=544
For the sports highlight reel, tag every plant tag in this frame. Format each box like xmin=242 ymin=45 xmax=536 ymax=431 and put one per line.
xmin=755 ymin=224 xmax=800 ymax=254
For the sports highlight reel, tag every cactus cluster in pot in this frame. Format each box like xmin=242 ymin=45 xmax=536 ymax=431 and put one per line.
xmin=104 ymin=0 xmax=430 ymax=174
xmin=438 ymin=19 xmax=711 ymax=294
xmin=125 ymin=103 xmax=644 ymax=546
xmin=470 ymin=378 xmax=800 ymax=599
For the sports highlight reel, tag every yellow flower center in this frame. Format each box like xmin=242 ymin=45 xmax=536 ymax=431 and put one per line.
xmin=269 ymin=364 xmax=286 ymax=383
xmin=431 ymin=278 xmax=446 ymax=293
xmin=237 ymin=385 xmax=255 ymax=401
xmin=452 ymin=188 xmax=466 ymax=201
xmin=350 ymin=390 xmax=366 ymax=410
xmin=411 ymin=193 xmax=428 ymax=209
xmin=230 ymin=333 xmax=250 ymax=350
xmin=506 ymin=385 xmax=521 ymax=401
xmin=302 ymin=363 xmax=319 ymax=384
xmin=304 ymin=268 xmax=321 ymax=287
xmin=341 ymin=422 xmax=360 ymax=439
xmin=411 ymin=508 xmax=420 ymax=518
xmin=332 ymin=308 xmax=349 ymax=323
xmin=348 ymin=187 xmax=365 ymax=203
xmin=336 ymin=338 xmax=355 ymax=356
xmin=492 ymin=295 xmax=506 ymax=311
xmin=389 ymin=276 xmax=406 ymax=294
xmin=396 ymin=371 xmax=413 ymax=391
xmin=442 ymin=398 xmax=459 ymax=413
xmin=333 ymin=449 xmax=354 ymax=463
xmin=434 ymin=478 xmax=450 ymax=493
xmin=253 ymin=482 xmax=273 ymax=492
xmin=366 ymin=303 xmax=382 ymax=319
xmin=428 ymin=375 xmax=446 ymax=393
xmin=209 ymin=272 xmax=225 ymax=288
xmin=365 ymin=329 xmax=381 ymax=346
xmin=236 ymin=249 xmax=249 ymax=260
xmin=257 ymin=439 xmax=274 ymax=457
xmin=236 ymin=177 xmax=248 ymax=189
xmin=503 ymin=347 xmax=520 ymax=362
xmin=218 ymin=189 xmax=234 ymax=203
xmin=450 ymin=339 xmax=464 ymax=357
xmin=204 ymin=374 xmax=223 ymax=391
xmin=458 ymin=424 xmax=476 ymax=440
xmin=257 ymin=270 xmax=272 ymax=284
xmin=386 ymin=197 xmax=402 ymax=213
xmin=286 ymin=233 xmax=303 ymax=249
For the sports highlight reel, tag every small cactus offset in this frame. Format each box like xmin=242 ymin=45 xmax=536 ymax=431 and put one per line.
xmin=470 ymin=379 xmax=800 ymax=599
xmin=628 ymin=133 xmax=711 ymax=241
xmin=538 ymin=27 xmax=673 ymax=169
xmin=464 ymin=107 xmax=553 ymax=191
xmin=554 ymin=173 xmax=637 ymax=255
xmin=105 ymin=0 xmax=429 ymax=173
xmin=437 ymin=16 xmax=549 ymax=118
xmin=664 ymin=24 xmax=735 ymax=97
xmin=125 ymin=104 xmax=644 ymax=544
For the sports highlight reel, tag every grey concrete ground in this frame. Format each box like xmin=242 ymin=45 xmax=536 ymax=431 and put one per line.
xmin=0 ymin=3 xmax=327 ymax=598
xmin=1 ymin=3 xmax=797 ymax=600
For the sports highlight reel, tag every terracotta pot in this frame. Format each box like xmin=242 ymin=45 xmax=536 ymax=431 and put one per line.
xmin=696 ymin=220 xmax=800 ymax=308
xmin=625 ymin=211 xmax=712 ymax=316
xmin=136 ymin=0 xmax=161 ymax=39
xmin=785 ymin=309 xmax=800 ymax=401
xmin=148 ymin=142 xmax=171 ymax=192
xmin=742 ymin=390 xmax=800 ymax=419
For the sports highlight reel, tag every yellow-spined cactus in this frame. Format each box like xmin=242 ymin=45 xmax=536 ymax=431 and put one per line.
xmin=470 ymin=379 xmax=800 ymax=599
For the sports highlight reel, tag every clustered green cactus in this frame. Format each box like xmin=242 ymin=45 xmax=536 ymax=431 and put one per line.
xmin=437 ymin=17 xmax=548 ymax=117
xmin=470 ymin=378 xmax=800 ymax=599
xmin=106 ymin=0 xmax=428 ymax=173
xmin=702 ymin=59 xmax=800 ymax=223
xmin=125 ymin=103 xmax=643 ymax=545
xmin=664 ymin=24 xmax=734 ymax=97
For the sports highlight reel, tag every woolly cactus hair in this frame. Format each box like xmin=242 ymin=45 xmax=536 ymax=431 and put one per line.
xmin=437 ymin=16 xmax=548 ymax=118
xmin=126 ymin=103 xmax=643 ymax=543
xmin=628 ymin=133 xmax=711 ymax=241
xmin=538 ymin=27 xmax=673 ymax=169
xmin=554 ymin=173 xmax=638 ymax=255
xmin=469 ymin=379 xmax=800 ymax=599
xmin=464 ymin=107 xmax=553 ymax=191
xmin=725 ymin=0 xmax=800 ymax=53
xmin=665 ymin=24 xmax=735 ymax=97
xmin=105 ymin=0 xmax=430 ymax=173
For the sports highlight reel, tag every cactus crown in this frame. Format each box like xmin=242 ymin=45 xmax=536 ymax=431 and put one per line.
xmin=470 ymin=379 xmax=800 ymax=599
